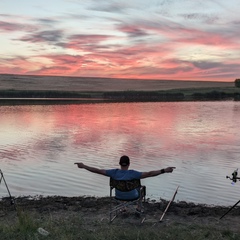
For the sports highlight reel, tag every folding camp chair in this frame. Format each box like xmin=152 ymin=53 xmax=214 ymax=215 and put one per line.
xmin=109 ymin=178 xmax=146 ymax=222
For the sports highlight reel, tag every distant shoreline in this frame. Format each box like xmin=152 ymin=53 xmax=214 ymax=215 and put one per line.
xmin=0 ymin=74 xmax=239 ymax=104
xmin=0 ymin=74 xmax=235 ymax=91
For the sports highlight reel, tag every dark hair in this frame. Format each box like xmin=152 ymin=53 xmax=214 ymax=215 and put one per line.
xmin=119 ymin=155 xmax=130 ymax=166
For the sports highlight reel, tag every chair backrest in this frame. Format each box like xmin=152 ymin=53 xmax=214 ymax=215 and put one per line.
xmin=110 ymin=178 xmax=141 ymax=192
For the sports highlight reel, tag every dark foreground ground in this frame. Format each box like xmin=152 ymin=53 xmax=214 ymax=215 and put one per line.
xmin=1 ymin=196 xmax=240 ymax=235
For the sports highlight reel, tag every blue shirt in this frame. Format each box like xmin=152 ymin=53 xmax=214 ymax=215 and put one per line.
xmin=106 ymin=169 xmax=142 ymax=200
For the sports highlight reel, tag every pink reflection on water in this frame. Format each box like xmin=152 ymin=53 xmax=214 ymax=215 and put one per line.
xmin=0 ymin=102 xmax=237 ymax=160
xmin=0 ymin=102 xmax=239 ymax=206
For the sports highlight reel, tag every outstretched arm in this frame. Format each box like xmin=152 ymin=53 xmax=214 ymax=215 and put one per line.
xmin=141 ymin=167 xmax=175 ymax=179
xmin=74 ymin=162 xmax=107 ymax=176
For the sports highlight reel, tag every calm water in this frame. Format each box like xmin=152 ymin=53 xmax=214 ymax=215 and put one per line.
xmin=0 ymin=101 xmax=240 ymax=206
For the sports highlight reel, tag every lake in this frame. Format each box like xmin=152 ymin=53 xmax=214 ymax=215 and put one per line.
xmin=0 ymin=101 xmax=240 ymax=206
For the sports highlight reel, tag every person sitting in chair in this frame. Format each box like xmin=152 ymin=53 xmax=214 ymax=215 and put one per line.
xmin=74 ymin=155 xmax=175 ymax=201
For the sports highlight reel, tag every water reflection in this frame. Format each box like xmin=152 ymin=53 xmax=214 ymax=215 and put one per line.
xmin=0 ymin=102 xmax=240 ymax=206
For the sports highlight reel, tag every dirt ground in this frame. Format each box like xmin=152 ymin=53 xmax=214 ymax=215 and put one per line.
xmin=1 ymin=196 xmax=240 ymax=233
xmin=0 ymin=74 xmax=234 ymax=92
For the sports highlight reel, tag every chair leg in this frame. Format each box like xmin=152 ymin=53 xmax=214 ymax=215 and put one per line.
xmin=110 ymin=197 xmax=116 ymax=222
xmin=142 ymin=186 xmax=146 ymax=202
xmin=109 ymin=187 xmax=146 ymax=222
xmin=110 ymin=204 xmax=124 ymax=222
xmin=110 ymin=212 xmax=117 ymax=222
xmin=110 ymin=200 xmax=122 ymax=222
xmin=136 ymin=186 xmax=146 ymax=212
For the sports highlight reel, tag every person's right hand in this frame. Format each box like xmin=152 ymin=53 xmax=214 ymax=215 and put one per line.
xmin=74 ymin=162 xmax=84 ymax=168
xmin=164 ymin=167 xmax=176 ymax=173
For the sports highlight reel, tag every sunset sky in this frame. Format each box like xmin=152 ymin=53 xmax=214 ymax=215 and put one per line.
xmin=1 ymin=0 xmax=240 ymax=82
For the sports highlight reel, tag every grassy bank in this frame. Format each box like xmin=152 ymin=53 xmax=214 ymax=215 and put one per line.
xmin=0 ymin=207 xmax=240 ymax=240
xmin=1 ymin=196 xmax=240 ymax=239
xmin=1 ymin=210 xmax=239 ymax=240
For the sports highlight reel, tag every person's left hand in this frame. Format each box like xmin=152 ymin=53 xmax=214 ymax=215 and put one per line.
xmin=164 ymin=167 xmax=176 ymax=173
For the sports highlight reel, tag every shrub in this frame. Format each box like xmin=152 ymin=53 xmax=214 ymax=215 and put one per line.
xmin=235 ymin=79 xmax=240 ymax=88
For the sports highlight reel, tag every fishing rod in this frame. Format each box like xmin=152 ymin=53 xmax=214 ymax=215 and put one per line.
xmin=160 ymin=185 xmax=180 ymax=222
xmin=0 ymin=169 xmax=16 ymax=208
xmin=220 ymin=169 xmax=240 ymax=219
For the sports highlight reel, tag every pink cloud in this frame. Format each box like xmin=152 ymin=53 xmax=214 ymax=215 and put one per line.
xmin=0 ymin=20 xmax=37 ymax=32
xmin=1 ymin=11 xmax=239 ymax=81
